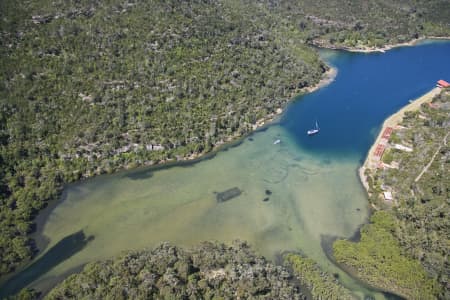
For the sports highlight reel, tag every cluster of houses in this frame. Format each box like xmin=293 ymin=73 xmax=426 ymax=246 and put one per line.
xmin=371 ymin=127 xmax=393 ymax=166
xmin=372 ymin=79 xmax=449 ymax=204
xmin=373 ymin=125 xmax=415 ymax=203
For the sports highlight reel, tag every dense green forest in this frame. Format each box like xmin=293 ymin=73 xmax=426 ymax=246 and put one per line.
xmin=333 ymin=89 xmax=450 ymax=299
xmin=45 ymin=241 xmax=307 ymax=299
xmin=1 ymin=0 xmax=327 ymax=279
xmin=272 ymin=0 xmax=450 ymax=49
xmin=0 ymin=0 xmax=449 ymax=292
xmin=29 ymin=241 xmax=356 ymax=300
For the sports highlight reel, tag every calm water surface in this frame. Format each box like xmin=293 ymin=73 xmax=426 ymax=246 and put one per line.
xmin=3 ymin=41 xmax=450 ymax=298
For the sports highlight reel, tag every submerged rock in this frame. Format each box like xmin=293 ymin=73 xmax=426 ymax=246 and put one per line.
xmin=215 ymin=187 xmax=242 ymax=202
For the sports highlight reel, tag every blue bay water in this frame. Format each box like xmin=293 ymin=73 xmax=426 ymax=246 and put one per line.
xmin=286 ymin=41 xmax=450 ymax=159
xmin=2 ymin=41 xmax=450 ymax=299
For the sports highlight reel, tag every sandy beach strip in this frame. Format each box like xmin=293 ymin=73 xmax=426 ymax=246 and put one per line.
xmin=359 ymin=86 xmax=442 ymax=191
xmin=314 ymin=36 xmax=450 ymax=54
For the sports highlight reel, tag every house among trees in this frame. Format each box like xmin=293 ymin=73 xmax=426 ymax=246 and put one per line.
xmin=393 ymin=144 xmax=413 ymax=152
xmin=383 ymin=191 xmax=393 ymax=202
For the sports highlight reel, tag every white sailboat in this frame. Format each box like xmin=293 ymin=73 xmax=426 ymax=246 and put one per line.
xmin=307 ymin=121 xmax=320 ymax=136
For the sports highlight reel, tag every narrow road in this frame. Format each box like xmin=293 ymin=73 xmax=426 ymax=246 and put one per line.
xmin=414 ymin=132 xmax=449 ymax=183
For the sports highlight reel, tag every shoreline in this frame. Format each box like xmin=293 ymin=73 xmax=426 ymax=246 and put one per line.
xmin=163 ymin=66 xmax=338 ymax=164
xmin=1 ymin=65 xmax=339 ymax=283
xmin=33 ymin=65 xmax=339 ymax=233
xmin=358 ymin=87 xmax=442 ymax=193
xmin=248 ymin=66 xmax=338 ymax=132
xmin=314 ymin=36 xmax=450 ymax=54
xmin=4 ymin=38 xmax=442 ymax=291
xmin=145 ymin=36 xmax=449 ymax=169
xmin=0 ymin=62 xmax=337 ymax=294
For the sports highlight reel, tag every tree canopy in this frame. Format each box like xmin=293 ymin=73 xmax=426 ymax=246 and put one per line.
xmin=0 ymin=0 xmax=449 ymax=290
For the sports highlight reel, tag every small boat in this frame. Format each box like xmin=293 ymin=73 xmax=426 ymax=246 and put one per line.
xmin=307 ymin=121 xmax=320 ymax=136
xmin=273 ymin=139 xmax=281 ymax=145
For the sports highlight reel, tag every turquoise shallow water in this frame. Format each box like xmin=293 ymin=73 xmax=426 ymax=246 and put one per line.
xmin=2 ymin=40 xmax=450 ymax=298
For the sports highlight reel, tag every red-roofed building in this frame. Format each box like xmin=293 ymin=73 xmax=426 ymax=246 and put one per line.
xmin=381 ymin=127 xmax=393 ymax=140
xmin=428 ymin=102 xmax=438 ymax=109
xmin=374 ymin=144 xmax=385 ymax=158
xmin=437 ymin=79 xmax=449 ymax=88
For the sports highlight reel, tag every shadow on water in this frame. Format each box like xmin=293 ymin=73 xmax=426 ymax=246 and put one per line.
xmin=320 ymin=235 xmax=405 ymax=300
xmin=124 ymin=167 xmax=154 ymax=180
xmin=31 ymin=188 xmax=70 ymax=252
xmin=0 ymin=230 xmax=94 ymax=298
